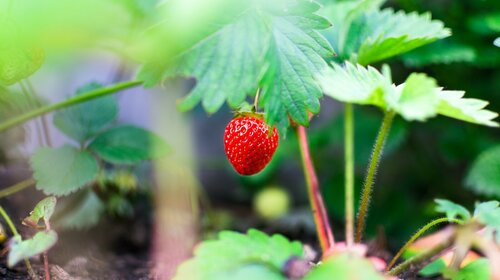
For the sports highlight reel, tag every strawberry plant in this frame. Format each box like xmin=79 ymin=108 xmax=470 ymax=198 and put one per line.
xmin=0 ymin=0 xmax=498 ymax=279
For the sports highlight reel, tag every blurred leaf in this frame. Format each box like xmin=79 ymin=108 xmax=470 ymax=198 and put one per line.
xmin=0 ymin=86 xmax=37 ymax=118
xmin=303 ymin=253 xmax=385 ymax=280
xmin=402 ymin=41 xmax=476 ymax=67
xmin=403 ymin=250 xmax=446 ymax=276
xmin=356 ymin=9 xmax=450 ymax=65
xmin=468 ymin=12 xmax=500 ymax=35
xmin=473 ymin=201 xmax=500 ymax=242
xmin=173 ymin=229 xmax=304 ymax=280
xmin=23 ymin=196 xmax=57 ymax=228
xmin=53 ymin=82 xmax=117 ymax=142
xmin=465 ymin=145 xmax=500 ymax=197
xmin=319 ymin=63 xmax=499 ymax=126
xmin=435 ymin=199 xmax=471 ymax=221
xmin=0 ymin=18 xmax=44 ymax=85
xmin=8 ymin=230 xmax=57 ymax=267
xmin=31 ymin=145 xmax=98 ymax=196
xmin=452 ymin=258 xmax=491 ymax=280
xmin=88 ymin=125 xmax=169 ymax=164
xmin=56 ymin=190 xmax=105 ymax=230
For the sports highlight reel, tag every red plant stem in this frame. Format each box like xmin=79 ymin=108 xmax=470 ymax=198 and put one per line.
xmin=297 ymin=125 xmax=334 ymax=252
xmin=43 ymin=219 xmax=51 ymax=280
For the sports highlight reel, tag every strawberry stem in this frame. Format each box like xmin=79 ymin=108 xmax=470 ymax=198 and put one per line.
xmin=297 ymin=125 xmax=334 ymax=252
xmin=344 ymin=103 xmax=355 ymax=248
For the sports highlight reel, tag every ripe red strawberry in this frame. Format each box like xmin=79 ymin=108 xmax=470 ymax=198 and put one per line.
xmin=224 ymin=113 xmax=279 ymax=175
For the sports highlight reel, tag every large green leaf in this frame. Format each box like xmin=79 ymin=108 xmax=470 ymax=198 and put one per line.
xmin=138 ymin=0 xmax=334 ymax=131
xmin=88 ymin=125 xmax=169 ymax=164
xmin=31 ymin=145 xmax=98 ymax=196
xmin=53 ymin=82 xmax=118 ymax=142
xmin=452 ymin=258 xmax=491 ymax=280
xmin=318 ymin=63 xmax=498 ymax=126
xmin=173 ymin=229 xmax=304 ymax=280
xmin=304 ymin=253 xmax=385 ymax=280
xmin=8 ymin=230 xmax=58 ymax=267
xmin=465 ymin=145 xmax=500 ymax=198
xmin=319 ymin=3 xmax=449 ymax=65
xmin=55 ymin=190 xmax=105 ymax=230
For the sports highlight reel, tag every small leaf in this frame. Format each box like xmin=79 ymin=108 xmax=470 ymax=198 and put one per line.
xmin=303 ymin=253 xmax=386 ymax=280
xmin=88 ymin=125 xmax=170 ymax=164
xmin=452 ymin=258 xmax=491 ymax=280
xmin=8 ymin=230 xmax=57 ymax=267
xmin=55 ymin=190 xmax=105 ymax=230
xmin=23 ymin=197 xmax=57 ymax=228
xmin=435 ymin=199 xmax=471 ymax=221
xmin=31 ymin=145 xmax=98 ymax=196
xmin=53 ymin=82 xmax=118 ymax=142
xmin=473 ymin=201 xmax=500 ymax=242
xmin=465 ymin=145 xmax=500 ymax=197
xmin=173 ymin=229 xmax=304 ymax=280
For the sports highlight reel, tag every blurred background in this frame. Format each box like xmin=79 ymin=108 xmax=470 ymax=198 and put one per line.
xmin=0 ymin=0 xmax=498 ymax=279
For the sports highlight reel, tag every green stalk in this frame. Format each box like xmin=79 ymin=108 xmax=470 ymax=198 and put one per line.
xmin=385 ymin=217 xmax=463 ymax=271
xmin=0 ymin=206 xmax=38 ymax=279
xmin=0 ymin=178 xmax=36 ymax=199
xmin=344 ymin=103 xmax=354 ymax=247
xmin=355 ymin=110 xmax=395 ymax=242
xmin=0 ymin=80 xmax=143 ymax=133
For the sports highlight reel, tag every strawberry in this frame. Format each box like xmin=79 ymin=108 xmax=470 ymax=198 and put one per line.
xmin=224 ymin=113 xmax=279 ymax=175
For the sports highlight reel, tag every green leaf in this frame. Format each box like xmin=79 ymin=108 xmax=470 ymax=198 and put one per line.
xmin=435 ymin=199 xmax=471 ymax=221
xmin=53 ymin=82 xmax=118 ymax=142
xmin=387 ymin=73 xmax=439 ymax=121
xmin=88 ymin=125 xmax=169 ymax=164
xmin=465 ymin=145 xmax=500 ymax=197
xmin=173 ymin=229 xmax=304 ymax=280
xmin=303 ymin=253 xmax=385 ymax=280
xmin=23 ymin=197 xmax=57 ymax=228
xmin=437 ymin=90 xmax=499 ymax=127
xmin=452 ymin=258 xmax=491 ymax=280
xmin=468 ymin=12 xmax=500 ymax=35
xmin=356 ymin=9 xmax=450 ymax=65
xmin=318 ymin=63 xmax=498 ymax=126
xmin=139 ymin=0 xmax=334 ymax=132
xmin=318 ymin=62 xmax=389 ymax=106
xmin=8 ymin=230 xmax=58 ymax=267
xmin=473 ymin=201 xmax=500 ymax=242
xmin=31 ymin=145 xmax=98 ymax=196
xmin=0 ymin=19 xmax=44 ymax=86
xmin=403 ymin=249 xmax=446 ymax=276
xmin=55 ymin=190 xmax=105 ymax=230
xmin=402 ymin=41 xmax=476 ymax=67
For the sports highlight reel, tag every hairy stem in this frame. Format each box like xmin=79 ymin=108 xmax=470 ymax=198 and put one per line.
xmin=0 ymin=206 xmax=38 ymax=279
xmin=297 ymin=126 xmax=334 ymax=252
xmin=0 ymin=178 xmax=36 ymax=199
xmin=344 ymin=104 xmax=354 ymax=248
xmin=386 ymin=217 xmax=463 ymax=271
xmin=387 ymin=238 xmax=453 ymax=277
xmin=0 ymin=80 xmax=143 ymax=133
xmin=43 ymin=219 xmax=51 ymax=280
xmin=355 ymin=110 xmax=395 ymax=242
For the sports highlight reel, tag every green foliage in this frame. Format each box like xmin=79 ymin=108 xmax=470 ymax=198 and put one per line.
xmin=451 ymin=258 xmax=491 ymax=280
xmin=138 ymin=0 xmax=334 ymax=132
xmin=402 ymin=250 xmax=446 ymax=276
xmin=434 ymin=199 xmax=471 ymax=221
xmin=8 ymin=230 xmax=57 ymax=267
xmin=31 ymin=145 xmax=98 ymax=196
xmin=319 ymin=1 xmax=449 ymax=65
xmin=402 ymin=41 xmax=476 ymax=67
xmin=88 ymin=125 xmax=170 ymax=164
xmin=53 ymin=82 xmax=118 ymax=142
xmin=173 ymin=229 xmax=304 ymax=280
xmin=55 ymin=190 xmax=105 ymax=230
xmin=303 ymin=254 xmax=385 ymax=280
xmin=23 ymin=196 xmax=56 ymax=227
xmin=465 ymin=145 xmax=500 ymax=198
xmin=318 ymin=62 xmax=498 ymax=126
